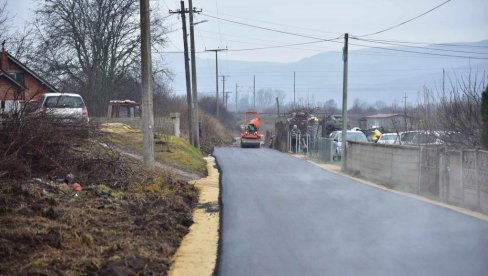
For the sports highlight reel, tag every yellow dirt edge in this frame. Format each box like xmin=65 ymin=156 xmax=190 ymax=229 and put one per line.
xmin=296 ymin=155 xmax=488 ymax=222
xmin=169 ymin=156 xmax=220 ymax=276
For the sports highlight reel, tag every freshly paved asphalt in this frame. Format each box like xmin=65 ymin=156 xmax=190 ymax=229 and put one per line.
xmin=213 ymin=147 xmax=488 ymax=276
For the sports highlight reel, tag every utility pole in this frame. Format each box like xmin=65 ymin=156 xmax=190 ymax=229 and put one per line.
xmin=206 ymin=48 xmax=227 ymax=119
xmin=293 ymin=71 xmax=296 ymax=108
xmin=253 ymin=75 xmax=256 ymax=109
xmin=224 ymin=91 xmax=232 ymax=109
xmin=188 ymin=0 xmax=201 ymax=149
xmin=220 ymin=75 xmax=229 ymax=105
xmin=276 ymin=97 xmax=280 ymax=116
xmin=140 ymin=0 xmax=154 ymax=167
xmin=341 ymin=33 xmax=349 ymax=172
xmin=170 ymin=2 xmax=193 ymax=145
xmin=403 ymin=92 xmax=408 ymax=131
xmin=442 ymin=68 xmax=445 ymax=96
xmin=235 ymin=83 xmax=238 ymax=113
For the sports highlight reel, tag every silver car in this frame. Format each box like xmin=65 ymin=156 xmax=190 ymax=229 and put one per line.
xmin=28 ymin=93 xmax=89 ymax=126
xmin=331 ymin=130 xmax=368 ymax=160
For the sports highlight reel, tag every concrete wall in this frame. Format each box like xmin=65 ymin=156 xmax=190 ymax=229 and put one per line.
xmin=348 ymin=142 xmax=488 ymax=215
xmin=104 ymin=113 xmax=181 ymax=137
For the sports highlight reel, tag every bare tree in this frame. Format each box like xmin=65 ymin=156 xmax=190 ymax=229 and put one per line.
xmin=414 ymin=71 xmax=485 ymax=147
xmin=32 ymin=0 xmax=167 ymax=115
xmin=0 ymin=1 xmax=7 ymax=38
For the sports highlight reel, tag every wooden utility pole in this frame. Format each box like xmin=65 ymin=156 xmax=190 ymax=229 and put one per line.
xmin=188 ymin=0 xmax=201 ymax=149
xmin=140 ymin=0 xmax=154 ymax=167
xmin=205 ymin=48 xmax=227 ymax=119
xmin=170 ymin=2 xmax=193 ymax=145
xmin=341 ymin=33 xmax=349 ymax=172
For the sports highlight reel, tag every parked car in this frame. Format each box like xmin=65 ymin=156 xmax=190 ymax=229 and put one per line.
xmin=25 ymin=93 xmax=89 ymax=127
xmin=399 ymin=131 xmax=421 ymax=144
xmin=377 ymin=133 xmax=400 ymax=145
xmin=331 ymin=130 xmax=368 ymax=160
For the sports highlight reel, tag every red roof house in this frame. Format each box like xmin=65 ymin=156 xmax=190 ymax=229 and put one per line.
xmin=0 ymin=45 xmax=57 ymax=115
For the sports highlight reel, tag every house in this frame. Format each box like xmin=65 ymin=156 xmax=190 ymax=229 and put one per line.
xmin=359 ymin=113 xmax=412 ymax=132
xmin=0 ymin=45 xmax=57 ymax=116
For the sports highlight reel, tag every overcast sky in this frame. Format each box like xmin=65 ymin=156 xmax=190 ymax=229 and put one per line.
xmin=5 ymin=0 xmax=488 ymax=63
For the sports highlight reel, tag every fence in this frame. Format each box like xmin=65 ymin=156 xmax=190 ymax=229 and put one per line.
xmin=347 ymin=142 xmax=488 ymax=215
xmin=103 ymin=113 xmax=181 ymax=137
xmin=308 ymin=137 xmax=335 ymax=162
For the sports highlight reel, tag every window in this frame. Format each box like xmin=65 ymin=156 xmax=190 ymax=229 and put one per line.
xmin=15 ymin=73 xmax=25 ymax=86
xmin=44 ymin=96 xmax=84 ymax=108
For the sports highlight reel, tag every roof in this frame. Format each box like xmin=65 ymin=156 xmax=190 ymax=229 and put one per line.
xmin=365 ymin=113 xmax=403 ymax=119
xmin=0 ymin=69 xmax=25 ymax=90
xmin=5 ymin=52 xmax=57 ymax=92
xmin=43 ymin=92 xmax=83 ymax=97
xmin=109 ymin=99 xmax=139 ymax=105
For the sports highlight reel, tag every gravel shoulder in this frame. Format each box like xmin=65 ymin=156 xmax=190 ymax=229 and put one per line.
xmin=169 ymin=156 xmax=220 ymax=276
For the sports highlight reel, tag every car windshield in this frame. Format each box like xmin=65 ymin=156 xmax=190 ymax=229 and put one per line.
xmin=337 ymin=132 xmax=367 ymax=142
xmin=412 ymin=133 xmax=437 ymax=144
xmin=401 ymin=132 xmax=418 ymax=142
xmin=381 ymin=134 xmax=398 ymax=141
xmin=44 ymin=96 xmax=84 ymax=108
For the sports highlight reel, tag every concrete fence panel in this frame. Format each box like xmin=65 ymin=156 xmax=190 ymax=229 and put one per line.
xmin=346 ymin=142 xmax=488 ymax=215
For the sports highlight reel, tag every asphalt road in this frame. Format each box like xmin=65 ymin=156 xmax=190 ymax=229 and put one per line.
xmin=213 ymin=147 xmax=488 ymax=276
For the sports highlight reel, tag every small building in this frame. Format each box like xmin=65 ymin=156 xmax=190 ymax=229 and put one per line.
xmin=0 ymin=46 xmax=57 ymax=116
xmin=359 ymin=113 xmax=411 ymax=132
xmin=107 ymin=100 xmax=141 ymax=118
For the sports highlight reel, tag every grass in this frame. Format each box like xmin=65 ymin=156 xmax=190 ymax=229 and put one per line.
xmin=101 ymin=123 xmax=206 ymax=175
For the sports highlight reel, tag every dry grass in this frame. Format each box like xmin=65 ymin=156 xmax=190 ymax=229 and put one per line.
xmin=0 ymin=121 xmax=198 ymax=275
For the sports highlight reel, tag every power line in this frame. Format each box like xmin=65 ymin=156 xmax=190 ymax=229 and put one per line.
xmin=202 ymin=9 xmax=341 ymax=36
xmin=358 ymin=0 xmax=452 ymax=37
xmin=200 ymin=13 xmax=343 ymax=42
xmin=348 ymin=41 xmax=488 ymax=60
xmin=352 ymin=37 xmax=488 ymax=55
xmin=350 ymin=37 xmax=488 ymax=49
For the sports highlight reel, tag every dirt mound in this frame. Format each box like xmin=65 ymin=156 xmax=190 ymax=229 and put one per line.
xmin=0 ymin=121 xmax=198 ymax=275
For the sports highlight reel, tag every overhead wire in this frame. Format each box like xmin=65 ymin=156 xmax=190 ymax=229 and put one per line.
xmin=201 ymin=9 xmax=341 ymax=36
xmin=199 ymin=13 xmax=343 ymax=42
xmin=351 ymin=37 xmax=488 ymax=55
xmin=358 ymin=0 xmax=452 ymax=37
xmin=348 ymin=41 xmax=488 ymax=59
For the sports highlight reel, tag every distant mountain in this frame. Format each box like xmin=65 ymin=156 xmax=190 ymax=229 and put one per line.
xmin=161 ymin=40 xmax=488 ymax=109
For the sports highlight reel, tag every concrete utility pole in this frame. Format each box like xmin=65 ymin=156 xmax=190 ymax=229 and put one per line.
xmin=220 ymin=75 xmax=229 ymax=105
xmin=403 ymin=92 xmax=408 ymax=131
xmin=235 ymin=83 xmax=238 ymax=112
xmin=253 ymin=75 xmax=256 ymax=109
xmin=341 ymin=33 xmax=349 ymax=172
xmin=293 ymin=71 xmax=296 ymax=108
xmin=170 ymin=2 xmax=193 ymax=145
xmin=139 ymin=0 xmax=154 ymax=167
xmin=188 ymin=0 xmax=201 ymax=149
xmin=206 ymin=48 xmax=227 ymax=119
xmin=224 ymin=91 xmax=232 ymax=109
xmin=276 ymin=97 xmax=280 ymax=116
xmin=442 ymin=68 xmax=445 ymax=96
